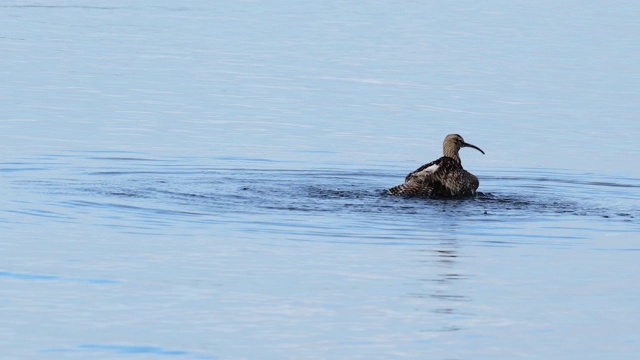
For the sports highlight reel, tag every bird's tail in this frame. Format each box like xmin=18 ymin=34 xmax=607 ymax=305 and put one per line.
xmin=388 ymin=183 xmax=409 ymax=196
xmin=388 ymin=182 xmax=432 ymax=197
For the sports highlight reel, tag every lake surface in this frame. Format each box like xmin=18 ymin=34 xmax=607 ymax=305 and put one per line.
xmin=2 ymin=1 xmax=640 ymax=359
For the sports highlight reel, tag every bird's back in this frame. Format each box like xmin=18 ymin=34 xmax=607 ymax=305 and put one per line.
xmin=388 ymin=156 xmax=479 ymax=198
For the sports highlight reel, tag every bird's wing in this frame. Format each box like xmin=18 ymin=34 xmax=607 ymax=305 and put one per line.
xmin=404 ymin=157 xmax=444 ymax=182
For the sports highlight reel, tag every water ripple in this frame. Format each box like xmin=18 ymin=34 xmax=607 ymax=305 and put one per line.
xmin=0 ymin=271 xmax=120 ymax=285
xmin=7 ymin=154 xmax=640 ymax=243
xmin=44 ymin=344 xmax=215 ymax=359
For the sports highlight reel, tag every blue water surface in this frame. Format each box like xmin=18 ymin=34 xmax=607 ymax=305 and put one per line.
xmin=1 ymin=1 xmax=640 ymax=359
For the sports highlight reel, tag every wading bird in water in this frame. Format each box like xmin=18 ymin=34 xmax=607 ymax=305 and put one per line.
xmin=388 ymin=134 xmax=485 ymax=198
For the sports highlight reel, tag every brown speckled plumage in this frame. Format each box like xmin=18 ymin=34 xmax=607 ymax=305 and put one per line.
xmin=388 ymin=134 xmax=484 ymax=198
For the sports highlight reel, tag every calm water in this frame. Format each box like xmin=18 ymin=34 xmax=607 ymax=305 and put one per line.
xmin=2 ymin=1 xmax=640 ymax=359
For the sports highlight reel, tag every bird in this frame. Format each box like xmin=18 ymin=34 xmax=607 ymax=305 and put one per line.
xmin=388 ymin=134 xmax=485 ymax=198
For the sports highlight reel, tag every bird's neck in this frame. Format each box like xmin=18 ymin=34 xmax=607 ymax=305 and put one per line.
xmin=443 ymin=146 xmax=461 ymax=164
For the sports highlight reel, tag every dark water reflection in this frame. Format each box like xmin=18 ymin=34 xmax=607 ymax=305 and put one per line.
xmin=7 ymin=153 xmax=638 ymax=238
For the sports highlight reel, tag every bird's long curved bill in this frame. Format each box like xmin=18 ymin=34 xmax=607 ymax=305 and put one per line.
xmin=462 ymin=142 xmax=485 ymax=154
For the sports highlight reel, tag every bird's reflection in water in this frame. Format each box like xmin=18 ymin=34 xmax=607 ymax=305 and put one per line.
xmin=409 ymin=236 xmax=472 ymax=333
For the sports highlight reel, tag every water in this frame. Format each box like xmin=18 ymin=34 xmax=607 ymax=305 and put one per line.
xmin=2 ymin=1 xmax=640 ymax=359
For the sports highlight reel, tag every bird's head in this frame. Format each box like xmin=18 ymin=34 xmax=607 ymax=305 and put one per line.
xmin=443 ymin=134 xmax=484 ymax=161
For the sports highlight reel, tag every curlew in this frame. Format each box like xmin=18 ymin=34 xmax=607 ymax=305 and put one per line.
xmin=388 ymin=134 xmax=484 ymax=198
